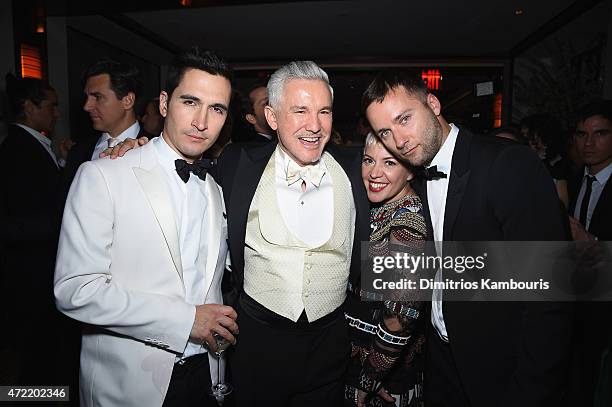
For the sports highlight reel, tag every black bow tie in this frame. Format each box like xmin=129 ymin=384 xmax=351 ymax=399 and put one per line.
xmin=420 ymin=165 xmax=447 ymax=181
xmin=175 ymin=158 xmax=214 ymax=183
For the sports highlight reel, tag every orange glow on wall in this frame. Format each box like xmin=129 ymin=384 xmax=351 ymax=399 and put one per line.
xmin=20 ymin=44 xmax=43 ymax=79
xmin=493 ymin=92 xmax=502 ymax=128
xmin=421 ymin=69 xmax=441 ymax=91
xmin=179 ymin=0 xmax=192 ymax=6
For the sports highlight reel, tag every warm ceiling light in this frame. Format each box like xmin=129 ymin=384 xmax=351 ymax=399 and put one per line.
xmin=515 ymin=9 xmax=524 ymax=16
xmin=180 ymin=0 xmax=192 ymax=6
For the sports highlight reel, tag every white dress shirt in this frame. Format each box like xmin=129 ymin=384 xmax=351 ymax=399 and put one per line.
xmin=152 ymin=136 xmax=209 ymax=360
xmin=428 ymin=123 xmax=459 ymax=342
xmin=573 ymin=161 xmax=612 ymax=230
xmin=275 ymin=147 xmax=333 ymax=248
xmin=91 ymin=121 xmax=140 ymax=160
xmin=15 ymin=123 xmax=59 ymax=168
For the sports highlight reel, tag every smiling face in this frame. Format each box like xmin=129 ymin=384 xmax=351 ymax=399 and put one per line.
xmin=366 ymin=86 xmax=445 ymax=167
xmin=264 ymin=78 xmax=332 ymax=166
xmin=362 ymin=141 xmax=412 ymax=203
xmin=159 ymin=68 xmax=231 ymax=162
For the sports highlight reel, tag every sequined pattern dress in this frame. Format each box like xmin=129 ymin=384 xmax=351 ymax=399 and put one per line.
xmin=344 ymin=193 xmax=427 ymax=407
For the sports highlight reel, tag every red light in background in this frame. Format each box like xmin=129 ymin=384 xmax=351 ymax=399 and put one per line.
xmin=421 ymin=69 xmax=441 ymax=91
xmin=493 ymin=92 xmax=502 ymax=128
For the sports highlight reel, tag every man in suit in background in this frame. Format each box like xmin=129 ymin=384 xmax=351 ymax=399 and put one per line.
xmin=63 ymin=59 xmax=150 ymax=188
xmin=0 ymin=75 xmax=66 ymax=386
xmin=363 ymin=71 xmax=571 ymax=407
xmin=569 ymin=100 xmax=612 ymax=242
xmin=565 ymin=100 xmax=612 ymax=406
xmin=217 ymin=61 xmax=369 ymax=406
xmin=54 ymin=47 xmax=238 ymax=407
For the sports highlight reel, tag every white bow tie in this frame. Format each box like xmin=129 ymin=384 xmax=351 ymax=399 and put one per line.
xmin=286 ymin=160 xmax=326 ymax=188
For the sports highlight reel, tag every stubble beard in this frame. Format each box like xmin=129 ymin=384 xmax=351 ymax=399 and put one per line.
xmin=406 ymin=112 xmax=443 ymax=167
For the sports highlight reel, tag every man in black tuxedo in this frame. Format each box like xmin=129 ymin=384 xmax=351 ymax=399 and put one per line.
xmin=565 ymin=100 xmax=612 ymax=405
xmin=362 ymin=71 xmax=571 ymax=407
xmin=217 ymin=61 xmax=369 ymax=406
xmin=63 ymin=59 xmax=150 ymax=190
xmin=0 ymin=76 xmax=66 ymax=385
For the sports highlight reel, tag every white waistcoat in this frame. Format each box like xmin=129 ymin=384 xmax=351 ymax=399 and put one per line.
xmin=243 ymin=151 xmax=355 ymax=322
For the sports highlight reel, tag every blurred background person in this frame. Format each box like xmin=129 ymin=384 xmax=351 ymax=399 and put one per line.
xmin=0 ymin=74 xmax=77 ymax=391
xmin=522 ymin=113 xmax=572 ymax=208
xmin=140 ymin=96 xmax=164 ymax=138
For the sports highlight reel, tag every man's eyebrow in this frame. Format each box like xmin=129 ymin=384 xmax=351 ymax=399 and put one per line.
xmin=211 ymin=102 xmax=228 ymax=111
xmin=87 ymin=91 xmax=102 ymax=97
xmin=290 ymin=105 xmax=308 ymax=110
xmin=392 ymin=109 xmax=412 ymax=123
xmin=179 ymin=94 xmax=200 ymax=102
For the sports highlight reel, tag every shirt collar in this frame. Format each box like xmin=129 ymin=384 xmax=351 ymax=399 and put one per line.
xmin=275 ymin=144 xmax=326 ymax=177
xmin=14 ymin=123 xmax=51 ymax=147
xmin=97 ymin=121 xmax=140 ymax=147
xmin=428 ymin=123 xmax=459 ymax=174
xmin=153 ymin=134 xmax=186 ymax=170
xmin=584 ymin=161 xmax=612 ymax=184
xmin=258 ymin=132 xmax=273 ymax=140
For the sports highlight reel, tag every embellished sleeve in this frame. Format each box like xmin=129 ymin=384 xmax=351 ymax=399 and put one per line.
xmin=358 ymin=204 xmax=428 ymax=393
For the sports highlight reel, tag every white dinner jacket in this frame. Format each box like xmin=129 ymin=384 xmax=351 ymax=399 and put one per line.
xmin=54 ymin=140 xmax=228 ymax=407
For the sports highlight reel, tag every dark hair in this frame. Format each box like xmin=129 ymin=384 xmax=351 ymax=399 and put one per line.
xmin=165 ymin=47 xmax=232 ymax=100
xmin=575 ymin=99 xmax=612 ymax=126
xmin=361 ymin=70 xmax=429 ymax=114
xmin=82 ymin=59 xmax=142 ymax=101
xmin=521 ymin=114 xmax=565 ymax=157
xmin=5 ymin=73 xmax=54 ymax=120
xmin=242 ymin=81 xmax=269 ymax=115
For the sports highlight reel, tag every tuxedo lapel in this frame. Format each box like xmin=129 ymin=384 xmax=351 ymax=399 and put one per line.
xmin=202 ymin=177 xmax=223 ymax=299
xmin=133 ymin=145 xmax=183 ymax=281
xmin=443 ymin=129 xmax=471 ymax=240
xmin=228 ymin=142 xmax=277 ymax=272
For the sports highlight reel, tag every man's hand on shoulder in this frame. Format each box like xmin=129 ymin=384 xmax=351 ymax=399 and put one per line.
xmin=190 ymin=304 xmax=238 ymax=352
xmin=99 ymin=136 xmax=150 ymax=159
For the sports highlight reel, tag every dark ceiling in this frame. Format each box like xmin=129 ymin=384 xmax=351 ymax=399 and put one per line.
xmin=47 ymin=0 xmax=603 ymax=66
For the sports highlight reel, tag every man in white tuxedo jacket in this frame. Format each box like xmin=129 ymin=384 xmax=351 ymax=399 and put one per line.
xmin=54 ymin=47 xmax=238 ymax=407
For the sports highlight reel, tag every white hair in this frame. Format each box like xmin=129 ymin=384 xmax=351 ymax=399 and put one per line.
xmin=364 ymin=131 xmax=380 ymax=153
xmin=267 ymin=61 xmax=334 ymax=109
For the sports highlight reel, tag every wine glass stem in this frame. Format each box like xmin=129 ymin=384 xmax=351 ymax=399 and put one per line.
xmin=217 ymin=353 xmax=221 ymax=387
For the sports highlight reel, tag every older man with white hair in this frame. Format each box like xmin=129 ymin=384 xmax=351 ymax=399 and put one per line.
xmin=217 ymin=61 xmax=369 ymax=407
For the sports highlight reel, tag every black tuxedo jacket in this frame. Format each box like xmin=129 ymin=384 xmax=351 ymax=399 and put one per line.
xmin=0 ymin=124 xmax=63 ymax=346
xmin=0 ymin=124 xmax=62 ymax=244
xmin=216 ymin=141 xmax=369 ymax=302
xmin=414 ymin=128 xmax=572 ymax=407
xmin=568 ymin=168 xmax=612 ymax=241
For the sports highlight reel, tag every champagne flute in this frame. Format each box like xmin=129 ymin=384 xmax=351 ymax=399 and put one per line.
xmin=210 ymin=332 xmax=232 ymax=398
